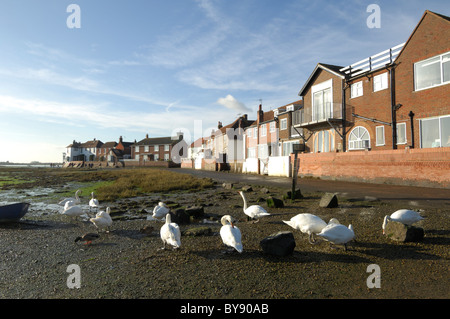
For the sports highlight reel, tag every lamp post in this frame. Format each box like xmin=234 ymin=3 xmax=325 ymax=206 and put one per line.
xmin=291 ymin=143 xmax=304 ymax=200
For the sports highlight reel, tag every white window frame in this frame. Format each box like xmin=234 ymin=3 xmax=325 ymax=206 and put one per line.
xmin=247 ymin=147 xmax=256 ymax=158
xmin=348 ymin=126 xmax=370 ymax=150
xmin=376 ymin=126 xmax=385 ymax=146
xmin=280 ymin=118 xmax=287 ymax=130
xmin=260 ymin=124 xmax=266 ymax=137
xmin=247 ymin=128 xmax=252 ymax=138
xmin=144 ymin=146 xmax=149 ymax=152
xmin=351 ymin=81 xmax=363 ymax=98
xmin=396 ymin=122 xmax=407 ymax=145
xmin=414 ymin=51 xmax=450 ymax=91
xmin=154 ymin=145 xmax=159 ymax=152
xmin=373 ymin=72 xmax=388 ymax=92
xmin=135 ymin=146 xmax=140 ymax=153
xmin=164 ymin=153 xmax=170 ymax=161
xmin=269 ymin=122 xmax=276 ymax=133
xmin=419 ymin=115 xmax=450 ymax=148
xmin=253 ymin=127 xmax=258 ymax=139
xmin=164 ymin=144 xmax=170 ymax=152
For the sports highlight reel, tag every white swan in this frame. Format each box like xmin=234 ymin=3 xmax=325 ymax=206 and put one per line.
xmin=160 ymin=213 xmax=181 ymax=250
xmin=89 ymin=192 xmax=100 ymax=212
xmin=316 ymin=223 xmax=355 ymax=251
xmin=382 ymin=209 xmax=424 ymax=234
xmin=283 ymin=213 xmax=328 ymax=244
xmin=238 ymin=191 xmax=270 ymax=222
xmin=90 ymin=207 xmax=112 ymax=233
xmin=220 ymin=215 xmax=243 ymax=253
xmin=152 ymin=202 xmax=170 ymax=220
xmin=62 ymin=204 xmax=85 ymax=221
xmin=59 ymin=189 xmax=82 ymax=207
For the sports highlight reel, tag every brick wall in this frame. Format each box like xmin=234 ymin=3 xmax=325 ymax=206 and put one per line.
xmin=296 ymin=147 xmax=450 ymax=188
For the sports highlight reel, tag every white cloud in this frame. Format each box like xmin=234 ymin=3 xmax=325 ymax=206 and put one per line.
xmin=216 ymin=95 xmax=250 ymax=112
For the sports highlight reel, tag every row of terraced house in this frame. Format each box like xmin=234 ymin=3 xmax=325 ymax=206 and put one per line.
xmin=65 ymin=10 xmax=449 ymax=188
xmin=182 ymin=10 xmax=450 ymax=188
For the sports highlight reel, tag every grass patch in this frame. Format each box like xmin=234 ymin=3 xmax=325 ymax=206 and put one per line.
xmin=95 ymin=168 xmax=214 ymax=201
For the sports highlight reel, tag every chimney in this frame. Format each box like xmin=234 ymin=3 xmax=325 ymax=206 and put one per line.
xmin=146 ymin=133 xmax=149 ymax=139
xmin=257 ymin=104 xmax=264 ymax=124
xmin=119 ymin=136 xmax=123 ymax=143
xmin=218 ymin=121 xmax=223 ymax=129
xmin=242 ymin=114 xmax=248 ymax=121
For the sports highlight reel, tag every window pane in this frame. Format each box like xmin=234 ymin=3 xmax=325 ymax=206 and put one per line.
xmin=420 ymin=118 xmax=439 ymax=148
xmin=415 ymin=56 xmax=441 ymax=90
xmin=376 ymin=126 xmax=385 ymax=145
xmin=440 ymin=116 xmax=450 ymax=147
xmin=397 ymin=123 xmax=406 ymax=144
xmin=443 ymin=53 xmax=450 ymax=83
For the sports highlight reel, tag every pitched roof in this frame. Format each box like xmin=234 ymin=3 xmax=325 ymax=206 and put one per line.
xmin=394 ymin=10 xmax=450 ymax=63
xmin=101 ymin=141 xmax=118 ymax=148
xmin=133 ymin=136 xmax=176 ymax=146
xmin=298 ymin=63 xmax=345 ymax=96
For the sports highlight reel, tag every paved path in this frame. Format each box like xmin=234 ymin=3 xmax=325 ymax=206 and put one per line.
xmin=169 ymin=168 xmax=450 ymax=206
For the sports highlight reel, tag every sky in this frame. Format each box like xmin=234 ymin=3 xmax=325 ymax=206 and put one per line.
xmin=0 ymin=0 xmax=448 ymax=163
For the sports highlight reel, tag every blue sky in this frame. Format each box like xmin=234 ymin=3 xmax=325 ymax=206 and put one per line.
xmin=0 ymin=0 xmax=448 ymax=163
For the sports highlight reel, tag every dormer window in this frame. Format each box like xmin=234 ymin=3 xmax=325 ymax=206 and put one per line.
xmin=287 ymin=105 xmax=294 ymax=112
xmin=273 ymin=109 xmax=279 ymax=117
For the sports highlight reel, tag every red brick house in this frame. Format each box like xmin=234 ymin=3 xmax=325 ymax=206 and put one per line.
xmin=132 ymin=133 xmax=185 ymax=164
xmin=394 ymin=10 xmax=450 ymax=149
xmin=294 ymin=10 xmax=450 ymax=188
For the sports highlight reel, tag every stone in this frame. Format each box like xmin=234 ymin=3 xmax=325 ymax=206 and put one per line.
xmin=287 ymin=188 xmax=303 ymax=199
xmin=319 ymin=193 xmax=339 ymax=208
xmin=260 ymin=187 xmax=270 ymax=194
xmin=260 ymin=231 xmax=296 ymax=256
xmin=222 ymin=183 xmax=234 ymax=190
xmin=169 ymin=209 xmax=190 ymax=225
xmin=185 ymin=205 xmax=205 ymax=219
xmin=241 ymin=185 xmax=253 ymax=192
xmin=266 ymin=196 xmax=284 ymax=208
xmin=384 ymin=220 xmax=424 ymax=242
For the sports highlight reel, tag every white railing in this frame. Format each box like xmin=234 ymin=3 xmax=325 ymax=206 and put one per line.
xmin=340 ymin=43 xmax=405 ymax=78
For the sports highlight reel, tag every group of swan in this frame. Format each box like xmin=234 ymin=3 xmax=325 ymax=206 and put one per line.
xmin=283 ymin=213 xmax=355 ymax=250
xmin=59 ymin=190 xmax=112 ymax=232
xmin=283 ymin=209 xmax=424 ymax=250
xmin=64 ymin=188 xmax=425 ymax=252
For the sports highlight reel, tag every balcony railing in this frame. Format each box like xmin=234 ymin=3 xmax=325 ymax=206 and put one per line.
xmin=295 ymin=103 xmax=354 ymax=129
xmin=340 ymin=43 xmax=405 ymax=78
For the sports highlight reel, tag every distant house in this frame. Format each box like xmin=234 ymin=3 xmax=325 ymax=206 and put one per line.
xmin=65 ymin=138 xmax=103 ymax=162
xmin=131 ymin=133 xmax=186 ymax=164
xmin=275 ymin=100 xmax=304 ymax=155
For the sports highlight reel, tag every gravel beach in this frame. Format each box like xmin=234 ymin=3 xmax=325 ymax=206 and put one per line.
xmin=0 ymin=168 xmax=449 ymax=300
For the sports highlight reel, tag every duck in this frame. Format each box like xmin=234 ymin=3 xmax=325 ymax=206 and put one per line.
xmin=89 ymin=192 xmax=100 ymax=212
xmin=238 ymin=191 xmax=270 ymax=222
xmin=152 ymin=202 xmax=170 ymax=220
xmin=160 ymin=213 xmax=181 ymax=250
xmin=220 ymin=215 xmax=243 ymax=253
xmin=316 ymin=223 xmax=355 ymax=251
xmin=283 ymin=213 xmax=328 ymax=244
xmin=59 ymin=189 xmax=82 ymax=207
xmin=90 ymin=207 xmax=113 ymax=233
xmin=382 ymin=209 xmax=424 ymax=234
xmin=75 ymin=233 xmax=100 ymax=245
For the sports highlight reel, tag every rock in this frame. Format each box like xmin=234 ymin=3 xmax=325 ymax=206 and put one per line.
xmin=319 ymin=193 xmax=339 ymax=208
xmin=266 ymin=196 xmax=284 ymax=208
xmin=260 ymin=187 xmax=270 ymax=194
xmin=169 ymin=209 xmax=190 ymax=225
xmin=241 ymin=185 xmax=253 ymax=192
xmin=287 ymin=188 xmax=303 ymax=199
xmin=384 ymin=220 xmax=424 ymax=242
xmin=185 ymin=205 xmax=205 ymax=219
xmin=260 ymin=231 xmax=296 ymax=256
xmin=222 ymin=183 xmax=234 ymax=190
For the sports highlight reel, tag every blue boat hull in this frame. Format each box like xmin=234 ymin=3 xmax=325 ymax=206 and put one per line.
xmin=0 ymin=203 xmax=30 ymax=222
